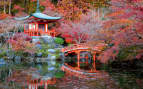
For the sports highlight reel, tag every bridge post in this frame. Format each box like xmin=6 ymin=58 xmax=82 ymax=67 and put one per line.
xmin=77 ymin=51 xmax=80 ymax=69
xmin=93 ymin=54 xmax=96 ymax=71
xmin=24 ymin=24 xmax=25 ymax=33
xmin=85 ymin=54 xmax=88 ymax=65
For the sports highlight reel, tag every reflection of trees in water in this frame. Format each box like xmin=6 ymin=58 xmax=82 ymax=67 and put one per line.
xmin=109 ymin=70 xmax=143 ymax=89
xmin=0 ymin=67 xmax=11 ymax=82
xmin=56 ymin=70 xmax=121 ymax=89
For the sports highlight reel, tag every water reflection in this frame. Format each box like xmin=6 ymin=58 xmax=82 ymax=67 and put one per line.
xmin=0 ymin=61 xmax=143 ymax=89
xmin=0 ymin=61 xmax=64 ymax=89
xmin=108 ymin=69 xmax=143 ymax=89
xmin=27 ymin=78 xmax=56 ymax=89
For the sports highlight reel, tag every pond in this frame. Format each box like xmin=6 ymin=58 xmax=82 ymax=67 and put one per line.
xmin=0 ymin=60 xmax=143 ymax=89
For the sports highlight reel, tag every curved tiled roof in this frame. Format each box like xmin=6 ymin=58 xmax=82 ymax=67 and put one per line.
xmin=14 ymin=12 xmax=61 ymax=21
xmin=32 ymin=12 xmax=61 ymax=20
xmin=14 ymin=0 xmax=61 ymax=21
xmin=14 ymin=15 xmax=31 ymax=20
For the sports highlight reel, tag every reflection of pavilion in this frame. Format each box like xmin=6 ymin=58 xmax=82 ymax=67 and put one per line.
xmin=27 ymin=78 xmax=56 ymax=89
xmin=14 ymin=0 xmax=61 ymax=36
xmin=61 ymin=43 xmax=107 ymax=78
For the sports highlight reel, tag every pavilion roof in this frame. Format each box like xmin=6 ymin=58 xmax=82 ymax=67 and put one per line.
xmin=14 ymin=12 xmax=61 ymax=21
xmin=14 ymin=0 xmax=61 ymax=21
xmin=32 ymin=12 xmax=61 ymax=20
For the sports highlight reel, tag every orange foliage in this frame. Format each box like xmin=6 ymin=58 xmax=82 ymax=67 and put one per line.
xmin=0 ymin=14 xmax=10 ymax=20
xmin=106 ymin=10 xmax=125 ymax=17
xmin=56 ymin=0 xmax=91 ymax=20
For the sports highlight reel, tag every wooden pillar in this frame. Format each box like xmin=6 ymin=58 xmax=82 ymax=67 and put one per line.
xmin=85 ymin=54 xmax=88 ymax=65
xmin=33 ymin=23 xmax=36 ymax=36
xmin=53 ymin=29 xmax=55 ymax=37
xmin=31 ymin=24 xmax=34 ymax=36
xmin=34 ymin=24 xmax=36 ymax=36
xmin=45 ymin=24 xmax=48 ymax=33
xmin=93 ymin=54 xmax=96 ymax=71
xmin=36 ymin=24 xmax=39 ymax=36
xmin=44 ymin=80 xmax=47 ymax=89
xmin=29 ymin=24 xmax=31 ymax=36
xmin=31 ymin=24 xmax=33 ymax=36
xmin=32 ymin=24 xmax=36 ymax=36
xmin=24 ymin=24 xmax=25 ymax=33
xmin=31 ymin=23 xmax=32 ymax=36
xmin=77 ymin=51 xmax=80 ymax=69
xmin=36 ymin=79 xmax=38 ymax=89
xmin=31 ymin=23 xmax=33 ymax=36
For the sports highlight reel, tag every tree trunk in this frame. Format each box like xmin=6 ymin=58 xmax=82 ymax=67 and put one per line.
xmin=25 ymin=0 xmax=31 ymax=13
xmin=97 ymin=8 xmax=100 ymax=20
xmin=3 ymin=0 xmax=6 ymax=14
xmin=24 ymin=0 xmax=28 ymax=13
xmin=8 ymin=0 xmax=11 ymax=15
xmin=28 ymin=0 xmax=31 ymax=13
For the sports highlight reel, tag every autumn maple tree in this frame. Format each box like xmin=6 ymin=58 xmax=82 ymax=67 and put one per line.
xmin=57 ymin=10 xmax=104 ymax=44
xmin=98 ymin=0 xmax=143 ymax=63
xmin=8 ymin=33 xmax=36 ymax=54
xmin=55 ymin=0 xmax=91 ymax=21
xmin=55 ymin=0 xmax=110 ymax=21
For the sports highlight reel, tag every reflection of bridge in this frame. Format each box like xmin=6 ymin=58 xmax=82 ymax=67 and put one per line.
xmin=61 ymin=43 xmax=107 ymax=78
xmin=61 ymin=64 xmax=97 ymax=79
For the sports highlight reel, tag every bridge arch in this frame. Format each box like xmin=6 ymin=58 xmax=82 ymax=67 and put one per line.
xmin=61 ymin=43 xmax=107 ymax=75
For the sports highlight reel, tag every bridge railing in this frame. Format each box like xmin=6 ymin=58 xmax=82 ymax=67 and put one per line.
xmin=62 ymin=43 xmax=107 ymax=53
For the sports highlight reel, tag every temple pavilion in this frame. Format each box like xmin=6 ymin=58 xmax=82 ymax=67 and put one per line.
xmin=14 ymin=0 xmax=61 ymax=36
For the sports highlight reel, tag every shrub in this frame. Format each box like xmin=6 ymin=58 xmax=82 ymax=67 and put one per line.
xmin=8 ymin=33 xmax=36 ymax=55
xmin=0 ymin=49 xmax=6 ymax=58
xmin=54 ymin=37 xmax=64 ymax=45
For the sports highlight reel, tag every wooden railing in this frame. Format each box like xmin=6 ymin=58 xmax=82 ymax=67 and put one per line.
xmin=61 ymin=43 xmax=107 ymax=53
xmin=24 ymin=29 xmax=57 ymax=37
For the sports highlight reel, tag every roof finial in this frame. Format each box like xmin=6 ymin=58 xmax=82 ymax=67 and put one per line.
xmin=36 ymin=0 xmax=40 ymax=13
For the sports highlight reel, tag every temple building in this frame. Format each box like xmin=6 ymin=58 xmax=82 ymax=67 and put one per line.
xmin=14 ymin=0 xmax=61 ymax=36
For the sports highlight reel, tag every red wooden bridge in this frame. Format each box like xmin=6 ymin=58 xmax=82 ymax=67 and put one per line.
xmin=61 ymin=43 xmax=106 ymax=53
xmin=61 ymin=43 xmax=107 ymax=78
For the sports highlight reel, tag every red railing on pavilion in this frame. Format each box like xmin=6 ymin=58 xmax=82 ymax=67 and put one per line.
xmin=24 ymin=23 xmax=59 ymax=37
xmin=24 ymin=29 xmax=57 ymax=37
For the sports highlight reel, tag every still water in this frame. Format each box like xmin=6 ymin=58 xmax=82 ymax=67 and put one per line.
xmin=0 ymin=61 xmax=143 ymax=89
